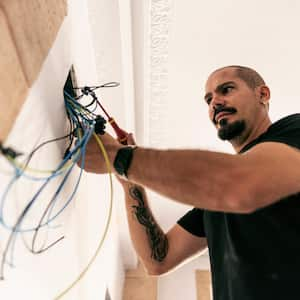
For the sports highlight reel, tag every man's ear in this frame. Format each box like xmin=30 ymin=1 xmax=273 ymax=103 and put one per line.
xmin=258 ymin=85 xmax=270 ymax=103
xmin=255 ymin=85 xmax=270 ymax=111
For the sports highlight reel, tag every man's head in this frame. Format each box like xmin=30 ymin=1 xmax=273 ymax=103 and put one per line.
xmin=204 ymin=65 xmax=270 ymax=144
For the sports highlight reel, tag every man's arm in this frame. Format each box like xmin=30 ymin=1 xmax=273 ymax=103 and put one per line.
xmin=126 ymin=142 xmax=300 ymax=213
xmin=121 ymin=181 xmax=207 ymax=275
xmin=83 ymin=134 xmax=300 ymax=213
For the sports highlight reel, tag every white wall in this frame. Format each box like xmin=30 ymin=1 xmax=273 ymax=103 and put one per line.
xmin=0 ymin=0 xmax=126 ymax=299
xmin=136 ymin=1 xmax=300 ymax=300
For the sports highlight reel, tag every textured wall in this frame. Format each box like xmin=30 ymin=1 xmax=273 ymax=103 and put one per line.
xmin=0 ymin=0 xmax=67 ymax=141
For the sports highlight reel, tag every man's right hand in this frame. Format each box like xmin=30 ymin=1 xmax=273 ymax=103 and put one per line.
xmin=78 ymin=132 xmax=122 ymax=174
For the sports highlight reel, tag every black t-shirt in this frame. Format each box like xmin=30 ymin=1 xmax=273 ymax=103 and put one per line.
xmin=177 ymin=114 xmax=300 ymax=300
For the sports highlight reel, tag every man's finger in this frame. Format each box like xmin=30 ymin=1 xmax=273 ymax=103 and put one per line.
xmin=127 ymin=133 xmax=136 ymax=145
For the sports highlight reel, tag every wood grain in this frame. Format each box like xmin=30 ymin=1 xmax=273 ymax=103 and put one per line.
xmin=0 ymin=9 xmax=28 ymax=141
xmin=0 ymin=0 xmax=67 ymax=85
xmin=195 ymin=270 xmax=212 ymax=300
xmin=0 ymin=1 xmax=67 ymax=141
xmin=123 ymin=262 xmax=157 ymax=300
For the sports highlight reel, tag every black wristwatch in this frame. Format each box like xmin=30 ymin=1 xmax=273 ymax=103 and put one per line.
xmin=113 ymin=146 xmax=137 ymax=179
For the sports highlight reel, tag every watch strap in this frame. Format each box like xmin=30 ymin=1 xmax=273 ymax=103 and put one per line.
xmin=113 ymin=146 xmax=137 ymax=178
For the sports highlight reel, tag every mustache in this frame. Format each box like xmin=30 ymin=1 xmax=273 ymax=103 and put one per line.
xmin=213 ymin=106 xmax=237 ymax=124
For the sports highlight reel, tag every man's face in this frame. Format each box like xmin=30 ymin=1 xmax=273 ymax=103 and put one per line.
xmin=204 ymin=68 xmax=261 ymax=141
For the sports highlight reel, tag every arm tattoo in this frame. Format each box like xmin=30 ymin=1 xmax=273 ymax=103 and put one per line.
xmin=129 ymin=186 xmax=168 ymax=262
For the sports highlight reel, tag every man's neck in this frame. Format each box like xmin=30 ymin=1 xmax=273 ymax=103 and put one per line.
xmin=231 ymin=116 xmax=272 ymax=153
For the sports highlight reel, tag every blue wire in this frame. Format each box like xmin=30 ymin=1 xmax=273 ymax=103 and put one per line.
xmin=0 ymin=125 xmax=92 ymax=232
xmin=1 ymin=125 xmax=94 ymax=273
xmin=0 ymin=85 xmax=107 ymax=276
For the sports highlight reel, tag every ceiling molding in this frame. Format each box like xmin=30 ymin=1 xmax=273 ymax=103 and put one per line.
xmin=145 ymin=0 xmax=173 ymax=147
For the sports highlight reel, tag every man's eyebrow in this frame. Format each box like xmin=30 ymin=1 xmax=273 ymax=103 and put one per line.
xmin=204 ymin=81 xmax=236 ymax=101
xmin=204 ymin=92 xmax=212 ymax=102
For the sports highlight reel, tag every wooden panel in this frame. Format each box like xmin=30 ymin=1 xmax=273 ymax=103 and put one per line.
xmin=123 ymin=277 xmax=157 ymax=300
xmin=123 ymin=262 xmax=157 ymax=300
xmin=0 ymin=0 xmax=67 ymax=141
xmin=0 ymin=9 xmax=28 ymax=141
xmin=195 ymin=270 xmax=212 ymax=300
xmin=0 ymin=0 xmax=67 ymax=85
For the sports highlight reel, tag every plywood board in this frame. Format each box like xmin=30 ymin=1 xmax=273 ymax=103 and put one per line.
xmin=0 ymin=9 xmax=28 ymax=141
xmin=123 ymin=277 xmax=157 ymax=300
xmin=123 ymin=262 xmax=157 ymax=300
xmin=195 ymin=270 xmax=212 ymax=300
xmin=0 ymin=0 xmax=67 ymax=85
xmin=0 ymin=0 xmax=67 ymax=141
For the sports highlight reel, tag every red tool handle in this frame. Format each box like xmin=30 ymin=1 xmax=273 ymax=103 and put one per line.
xmin=108 ymin=117 xmax=128 ymax=145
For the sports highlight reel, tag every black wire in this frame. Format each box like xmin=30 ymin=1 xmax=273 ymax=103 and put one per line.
xmin=22 ymin=133 xmax=74 ymax=171
xmin=74 ymin=81 xmax=120 ymax=91
xmin=30 ymin=165 xmax=76 ymax=254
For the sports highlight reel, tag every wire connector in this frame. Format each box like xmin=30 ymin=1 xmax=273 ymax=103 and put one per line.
xmin=94 ymin=115 xmax=106 ymax=135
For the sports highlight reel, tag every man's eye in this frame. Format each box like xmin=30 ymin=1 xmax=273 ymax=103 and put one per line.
xmin=206 ymin=97 xmax=212 ymax=104
xmin=222 ymin=86 xmax=234 ymax=94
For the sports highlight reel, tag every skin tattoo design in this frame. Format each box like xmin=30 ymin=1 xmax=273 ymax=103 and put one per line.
xmin=129 ymin=186 xmax=168 ymax=262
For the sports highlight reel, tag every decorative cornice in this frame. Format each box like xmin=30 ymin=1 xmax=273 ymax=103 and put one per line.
xmin=147 ymin=0 xmax=173 ymax=147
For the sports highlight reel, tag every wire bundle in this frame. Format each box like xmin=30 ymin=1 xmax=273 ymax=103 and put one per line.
xmin=0 ymin=82 xmax=119 ymax=296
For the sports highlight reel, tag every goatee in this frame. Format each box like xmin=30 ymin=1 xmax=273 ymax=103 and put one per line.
xmin=218 ymin=119 xmax=246 ymax=140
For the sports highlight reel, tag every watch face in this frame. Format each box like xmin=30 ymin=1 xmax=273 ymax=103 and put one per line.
xmin=113 ymin=146 xmax=136 ymax=177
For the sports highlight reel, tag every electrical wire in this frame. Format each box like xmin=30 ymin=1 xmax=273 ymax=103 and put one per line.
xmin=0 ymin=102 xmax=89 ymax=272
xmin=0 ymin=81 xmax=121 ymax=297
xmin=0 ymin=127 xmax=90 ymax=233
xmin=54 ymin=132 xmax=113 ymax=300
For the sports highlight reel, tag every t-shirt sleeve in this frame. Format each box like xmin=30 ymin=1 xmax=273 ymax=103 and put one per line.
xmin=240 ymin=114 xmax=300 ymax=153
xmin=261 ymin=114 xmax=300 ymax=150
xmin=177 ymin=208 xmax=206 ymax=237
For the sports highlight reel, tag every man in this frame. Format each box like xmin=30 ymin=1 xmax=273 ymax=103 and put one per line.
xmin=82 ymin=66 xmax=300 ymax=300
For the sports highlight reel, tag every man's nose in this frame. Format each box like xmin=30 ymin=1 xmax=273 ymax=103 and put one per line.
xmin=211 ymin=95 xmax=226 ymax=109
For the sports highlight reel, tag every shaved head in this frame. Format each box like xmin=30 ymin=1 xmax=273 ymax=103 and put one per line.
xmin=211 ymin=65 xmax=265 ymax=90
xmin=205 ymin=65 xmax=271 ymax=149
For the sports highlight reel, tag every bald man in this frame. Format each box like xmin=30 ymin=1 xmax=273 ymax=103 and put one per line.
xmin=82 ymin=66 xmax=300 ymax=300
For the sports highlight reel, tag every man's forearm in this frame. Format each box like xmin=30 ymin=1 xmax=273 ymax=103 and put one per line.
xmin=122 ymin=182 xmax=169 ymax=269
xmin=85 ymin=133 xmax=247 ymax=212
xmin=125 ymin=147 xmax=244 ymax=212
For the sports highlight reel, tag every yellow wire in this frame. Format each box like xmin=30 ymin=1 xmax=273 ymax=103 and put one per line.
xmin=7 ymin=156 xmax=73 ymax=175
xmin=4 ymin=128 xmax=84 ymax=175
xmin=54 ymin=132 xmax=113 ymax=300
xmin=1 ymin=101 xmax=91 ymax=176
